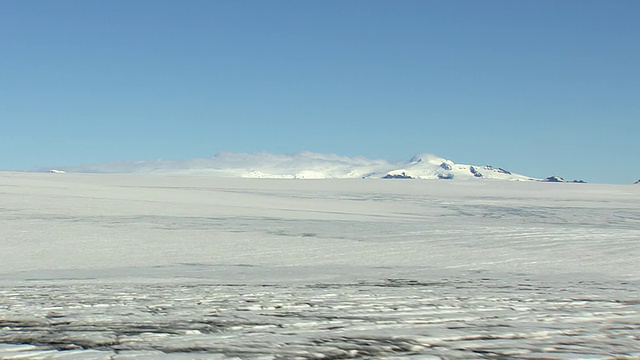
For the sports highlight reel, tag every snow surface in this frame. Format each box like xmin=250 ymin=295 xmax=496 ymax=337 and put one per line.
xmin=60 ymin=152 xmax=536 ymax=181
xmin=1 ymin=172 xmax=639 ymax=359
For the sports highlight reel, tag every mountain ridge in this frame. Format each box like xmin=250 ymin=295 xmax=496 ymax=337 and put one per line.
xmin=59 ymin=152 xmax=539 ymax=181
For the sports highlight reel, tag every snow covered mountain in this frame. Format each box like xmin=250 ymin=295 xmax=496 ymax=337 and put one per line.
xmin=378 ymin=153 xmax=534 ymax=181
xmin=61 ymin=152 xmax=537 ymax=181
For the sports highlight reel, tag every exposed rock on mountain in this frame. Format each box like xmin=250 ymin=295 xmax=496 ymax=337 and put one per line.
xmin=438 ymin=173 xmax=455 ymax=180
xmin=440 ymin=162 xmax=453 ymax=171
xmin=543 ymin=176 xmax=587 ymax=183
xmin=469 ymin=166 xmax=483 ymax=178
xmin=543 ymin=176 xmax=565 ymax=183
xmin=382 ymin=172 xmax=413 ymax=179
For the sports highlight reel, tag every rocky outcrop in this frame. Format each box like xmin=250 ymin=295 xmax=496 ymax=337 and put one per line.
xmin=543 ymin=176 xmax=586 ymax=183
xmin=483 ymin=165 xmax=512 ymax=175
xmin=440 ymin=162 xmax=452 ymax=171
xmin=543 ymin=176 xmax=565 ymax=183
xmin=469 ymin=166 xmax=483 ymax=178
xmin=383 ymin=172 xmax=413 ymax=179
xmin=635 ymin=179 xmax=640 ymax=184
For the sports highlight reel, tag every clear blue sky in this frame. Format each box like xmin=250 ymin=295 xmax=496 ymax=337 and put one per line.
xmin=1 ymin=0 xmax=638 ymax=183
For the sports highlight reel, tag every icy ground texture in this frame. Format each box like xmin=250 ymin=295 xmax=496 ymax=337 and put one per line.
xmin=1 ymin=172 xmax=639 ymax=359
xmin=1 ymin=277 xmax=639 ymax=360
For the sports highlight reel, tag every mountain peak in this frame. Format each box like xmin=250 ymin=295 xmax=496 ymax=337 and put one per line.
xmin=409 ymin=153 xmax=447 ymax=164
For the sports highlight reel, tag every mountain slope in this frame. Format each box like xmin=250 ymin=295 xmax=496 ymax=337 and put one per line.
xmin=61 ymin=152 xmax=537 ymax=181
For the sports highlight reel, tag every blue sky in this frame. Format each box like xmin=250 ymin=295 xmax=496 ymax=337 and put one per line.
xmin=1 ymin=0 xmax=638 ymax=183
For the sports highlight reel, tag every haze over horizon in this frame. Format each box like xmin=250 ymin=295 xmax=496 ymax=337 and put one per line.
xmin=1 ymin=1 xmax=638 ymax=184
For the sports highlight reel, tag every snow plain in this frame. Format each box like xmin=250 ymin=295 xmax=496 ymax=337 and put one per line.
xmin=1 ymin=171 xmax=639 ymax=359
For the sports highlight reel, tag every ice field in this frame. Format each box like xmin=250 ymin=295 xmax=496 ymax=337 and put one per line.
xmin=1 ymin=172 xmax=639 ymax=359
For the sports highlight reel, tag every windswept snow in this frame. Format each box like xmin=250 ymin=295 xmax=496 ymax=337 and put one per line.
xmin=1 ymin=172 xmax=639 ymax=359
xmin=60 ymin=151 xmax=536 ymax=181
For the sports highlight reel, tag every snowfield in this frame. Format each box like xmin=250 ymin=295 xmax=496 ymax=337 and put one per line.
xmin=0 ymin=172 xmax=639 ymax=359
